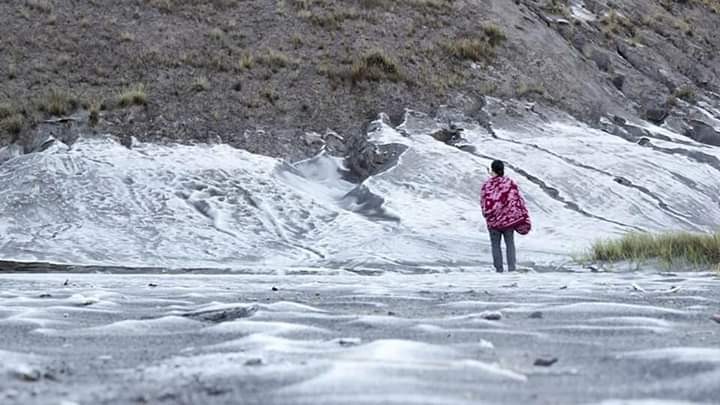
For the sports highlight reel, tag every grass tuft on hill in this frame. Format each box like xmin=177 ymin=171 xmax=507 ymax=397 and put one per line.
xmin=444 ymin=25 xmax=506 ymax=62
xmin=118 ymin=84 xmax=147 ymax=107
xmin=590 ymin=231 xmax=720 ymax=267
xmin=349 ymin=49 xmax=403 ymax=83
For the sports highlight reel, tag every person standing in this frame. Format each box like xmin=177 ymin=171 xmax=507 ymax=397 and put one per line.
xmin=481 ymin=160 xmax=531 ymax=273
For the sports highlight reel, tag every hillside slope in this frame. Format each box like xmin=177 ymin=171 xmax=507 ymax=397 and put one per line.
xmin=1 ymin=0 xmax=719 ymax=162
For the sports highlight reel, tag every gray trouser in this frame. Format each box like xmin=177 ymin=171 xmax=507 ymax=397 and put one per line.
xmin=489 ymin=228 xmax=516 ymax=272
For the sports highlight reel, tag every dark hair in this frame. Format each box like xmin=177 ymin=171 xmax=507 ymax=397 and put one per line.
xmin=491 ymin=160 xmax=504 ymax=176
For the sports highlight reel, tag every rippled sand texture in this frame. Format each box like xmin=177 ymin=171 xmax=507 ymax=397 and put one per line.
xmin=1 ymin=270 xmax=718 ymax=404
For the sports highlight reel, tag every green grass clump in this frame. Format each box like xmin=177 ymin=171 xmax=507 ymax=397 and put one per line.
xmin=590 ymin=231 xmax=720 ymax=267
xmin=118 ymin=84 xmax=147 ymax=107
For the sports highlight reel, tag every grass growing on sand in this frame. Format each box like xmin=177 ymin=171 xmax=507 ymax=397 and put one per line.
xmin=590 ymin=231 xmax=720 ymax=268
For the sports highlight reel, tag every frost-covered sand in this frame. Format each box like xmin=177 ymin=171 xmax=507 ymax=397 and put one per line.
xmin=1 ymin=269 xmax=718 ymax=405
xmin=2 ymin=100 xmax=720 ymax=404
xmin=2 ymin=101 xmax=720 ymax=269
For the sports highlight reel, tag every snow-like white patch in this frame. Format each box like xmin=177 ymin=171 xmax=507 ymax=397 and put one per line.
xmin=530 ymin=302 xmax=688 ymax=316
xmin=570 ymin=0 xmax=596 ymax=21
xmin=621 ymin=347 xmax=720 ymax=364
xmin=588 ymin=400 xmax=710 ymax=405
xmin=203 ymin=320 xmax=329 ymax=336
xmin=1 ymin=109 xmax=720 ymax=269
xmin=38 ymin=315 xmax=202 ymax=336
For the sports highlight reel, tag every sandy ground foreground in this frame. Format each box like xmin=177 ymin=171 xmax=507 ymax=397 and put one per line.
xmin=1 ymin=269 xmax=719 ymax=405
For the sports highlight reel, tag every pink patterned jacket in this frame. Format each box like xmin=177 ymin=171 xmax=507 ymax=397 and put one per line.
xmin=481 ymin=176 xmax=531 ymax=234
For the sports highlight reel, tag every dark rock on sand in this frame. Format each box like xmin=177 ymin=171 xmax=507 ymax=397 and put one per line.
xmin=534 ymin=357 xmax=558 ymax=367
xmin=182 ymin=305 xmax=258 ymax=323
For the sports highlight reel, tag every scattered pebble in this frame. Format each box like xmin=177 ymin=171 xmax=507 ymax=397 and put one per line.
xmin=632 ymin=283 xmax=646 ymax=293
xmin=479 ymin=311 xmax=503 ymax=321
xmin=712 ymin=313 xmax=720 ymax=324
xmin=387 ymin=311 xmax=396 ymax=316
xmin=38 ymin=293 xmax=52 ymax=298
xmin=148 ymin=283 xmax=158 ymax=288
xmin=534 ymin=357 xmax=558 ymax=367
xmin=529 ymin=311 xmax=543 ymax=319
xmin=182 ymin=305 xmax=258 ymax=322
xmin=668 ymin=286 xmax=682 ymax=293
xmin=337 ymin=338 xmax=362 ymax=347
xmin=271 ymin=286 xmax=279 ymax=291
xmin=559 ymin=285 xmax=568 ymax=290
xmin=244 ymin=358 xmax=263 ymax=366
xmin=63 ymin=279 xmax=69 ymax=286
xmin=12 ymin=365 xmax=41 ymax=382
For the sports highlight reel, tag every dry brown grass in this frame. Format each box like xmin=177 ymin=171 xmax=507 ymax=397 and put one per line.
xmin=26 ymin=0 xmax=54 ymax=13
xmin=673 ymin=86 xmax=696 ymax=103
xmin=591 ymin=231 xmax=720 ymax=268
xmin=0 ymin=103 xmax=25 ymax=135
xmin=257 ymin=49 xmax=297 ymax=69
xmin=38 ymin=88 xmax=78 ymax=116
xmin=191 ymin=76 xmax=210 ymax=92
xmin=118 ymin=84 xmax=147 ymax=107
xmin=348 ymin=49 xmax=403 ymax=83
xmin=0 ymin=114 xmax=24 ymax=135
xmin=600 ymin=10 xmax=638 ymax=38
xmin=237 ymin=53 xmax=254 ymax=70
xmin=443 ymin=25 xmax=506 ymax=62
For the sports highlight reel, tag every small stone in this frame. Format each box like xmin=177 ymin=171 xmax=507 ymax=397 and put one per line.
xmin=534 ymin=357 xmax=558 ymax=367
xmin=632 ymin=283 xmax=646 ymax=293
xmin=63 ymin=279 xmax=69 ymax=286
xmin=148 ymin=283 xmax=158 ymax=287
xmin=611 ymin=74 xmax=625 ymax=90
xmin=12 ymin=366 xmax=41 ymax=382
xmin=559 ymin=285 xmax=568 ymax=290
xmin=337 ymin=338 xmax=361 ymax=347
xmin=271 ymin=286 xmax=278 ymax=292
xmin=387 ymin=311 xmax=396 ymax=316
xmin=529 ymin=311 xmax=543 ymax=319
xmin=479 ymin=311 xmax=503 ymax=321
xmin=712 ymin=313 xmax=720 ymax=324
xmin=38 ymin=293 xmax=52 ymax=298
xmin=244 ymin=358 xmax=263 ymax=366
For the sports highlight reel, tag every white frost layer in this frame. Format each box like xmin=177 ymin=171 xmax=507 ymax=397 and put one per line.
xmin=621 ymin=348 xmax=720 ymax=364
xmin=1 ymin=109 xmax=719 ymax=269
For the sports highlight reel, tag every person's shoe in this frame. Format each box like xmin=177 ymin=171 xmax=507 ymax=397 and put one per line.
xmin=495 ymin=269 xmax=504 ymax=273
xmin=508 ymin=268 xmax=516 ymax=272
